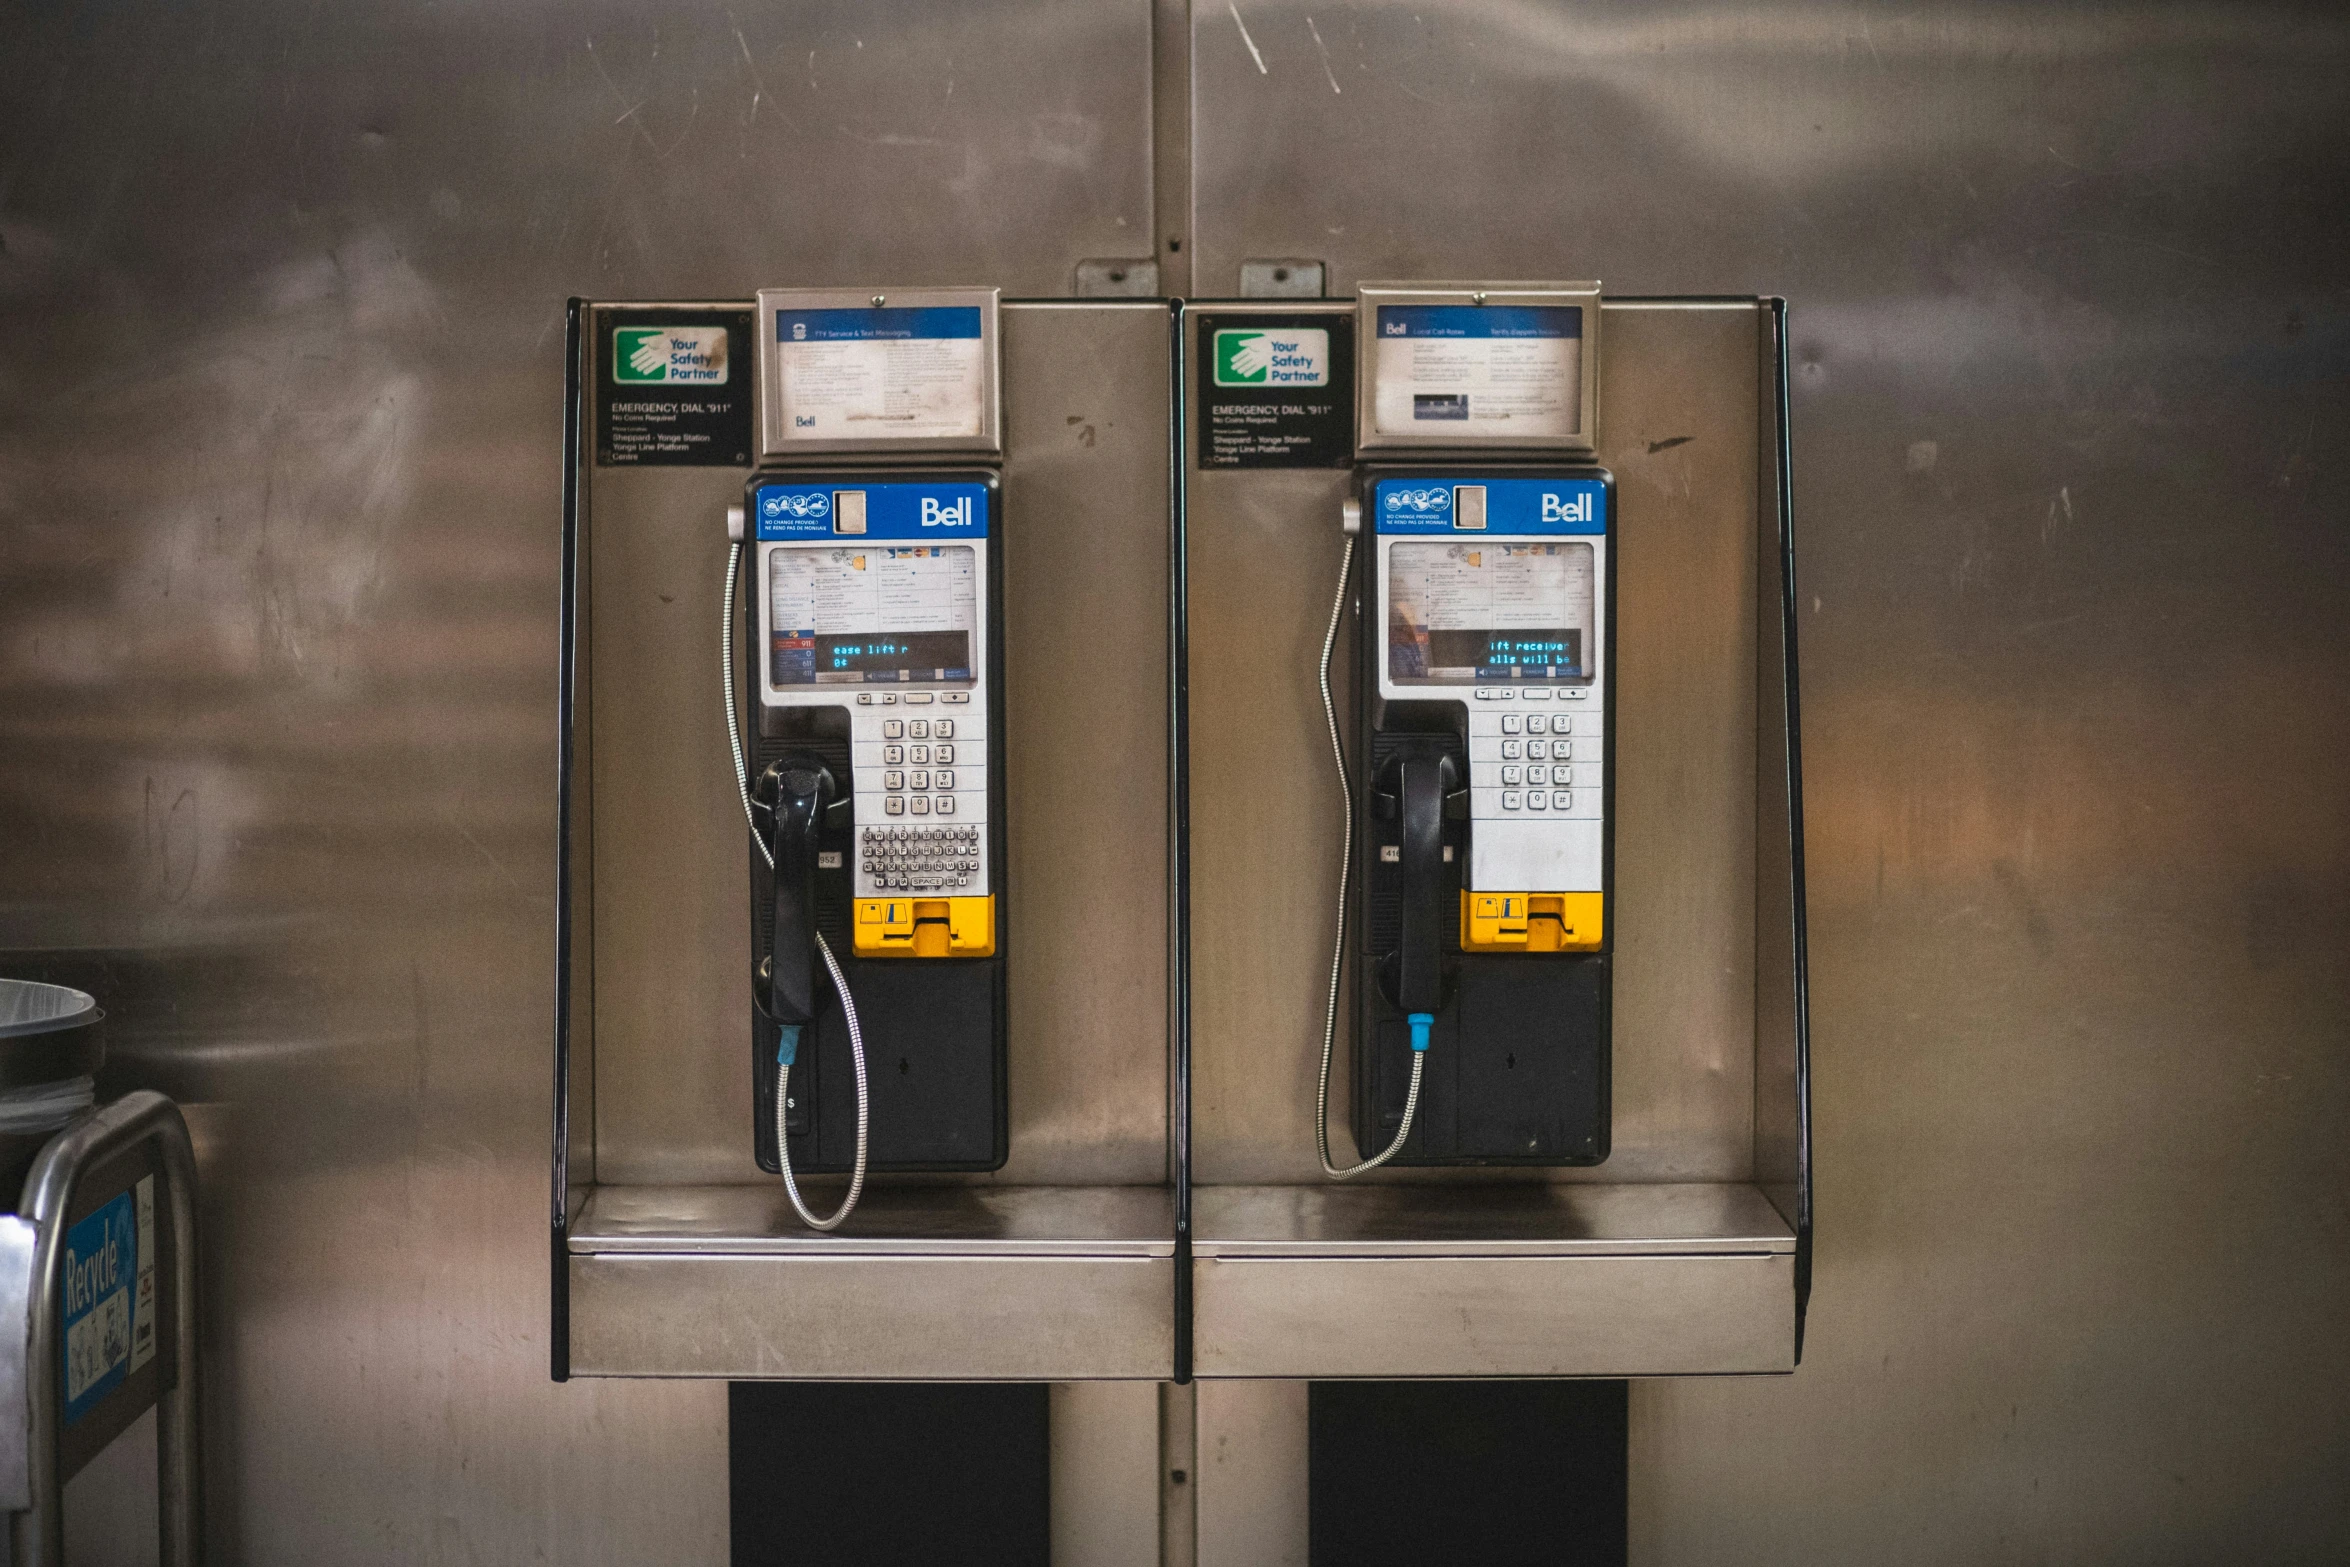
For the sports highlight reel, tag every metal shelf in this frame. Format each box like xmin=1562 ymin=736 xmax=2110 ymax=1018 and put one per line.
xmin=566 ymin=1184 xmax=1177 ymax=1381
xmin=572 ymin=1183 xmax=1176 ymax=1257
xmin=1192 ymin=1182 xmax=1793 ymax=1258
xmin=1192 ymin=1183 xmax=1796 ymax=1379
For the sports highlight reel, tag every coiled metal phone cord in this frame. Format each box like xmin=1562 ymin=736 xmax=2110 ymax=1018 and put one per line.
xmin=1316 ymin=533 xmax=1424 ymax=1179
xmin=725 ymin=540 xmax=868 ymax=1231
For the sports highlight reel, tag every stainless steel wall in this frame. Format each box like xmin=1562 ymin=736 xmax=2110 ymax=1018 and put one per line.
xmin=0 ymin=2 xmax=1151 ymax=1560
xmin=1185 ymin=1 xmax=2350 ymax=1558
xmin=2 ymin=0 xmax=2346 ymax=1560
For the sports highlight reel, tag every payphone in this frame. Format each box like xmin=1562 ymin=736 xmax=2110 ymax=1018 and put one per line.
xmin=721 ymin=289 xmax=1010 ymax=1228
xmin=1318 ymin=283 xmax=1613 ymax=1173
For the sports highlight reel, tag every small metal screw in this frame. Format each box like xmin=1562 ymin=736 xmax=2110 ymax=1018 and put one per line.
xmin=1472 ymin=291 xmax=1487 ymax=305
xmin=1171 ymin=1470 xmax=1188 ymax=1485
xmin=871 ymin=294 xmax=886 ymax=307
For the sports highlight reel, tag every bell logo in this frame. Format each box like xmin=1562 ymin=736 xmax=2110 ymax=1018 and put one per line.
xmin=920 ymin=496 xmax=973 ymax=528
xmin=1540 ymin=492 xmax=1592 ymax=524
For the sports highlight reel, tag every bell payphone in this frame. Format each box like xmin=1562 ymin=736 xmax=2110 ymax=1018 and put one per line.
xmin=1318 ymin=283 xmax=1613 ymax=1173
xmin=722 ymin=288 xmax=1010 ymax=1228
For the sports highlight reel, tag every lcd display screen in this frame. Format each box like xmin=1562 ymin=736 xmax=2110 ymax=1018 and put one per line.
xmin=1387 ymin=540 xmax=1595 ymax=684
xmin=768 ymin=543 xmax=978 ymax=685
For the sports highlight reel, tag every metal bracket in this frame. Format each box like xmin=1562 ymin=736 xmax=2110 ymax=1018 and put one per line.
xmin=1075 ymin=258 xmax=1162 ymax=297
xmin=1238 ymin=259 xmax=1325 ymax=298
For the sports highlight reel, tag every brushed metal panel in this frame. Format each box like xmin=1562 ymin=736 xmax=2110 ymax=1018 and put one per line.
xmin=573 ymin=1183 xmax=1175 ymax=1255
xmin=1190 ymin=2 xmax=2350 ymax=1556
xmin=1184 ymin=300 xmax=1763 ymax=1184
xmin=588 ymin=301 xmax=1173 ymax=1187
xmin=588 ymin=458 xmax=757 ymax=1183
xmin=1050 ymin=1380 xmax=1163 ymax=1567
xmin=570 ymin=1254 xmax=1175 ymax=1379
xmin=997 ymin=303 xmax=1175 ymax=1187
xmin=1195 ymin=1379 xmax=1309 ymax=1567
xmin=1183 ymin=448 xmax=1357 ymax=1182
xmin=0 ymin=0 xmax=1154 ymax=1557
xmin=1193 ymin=1182 xmax=1793 ymax=1257
xmin=1193 ymin=1255 xmax=1794 ymax=1378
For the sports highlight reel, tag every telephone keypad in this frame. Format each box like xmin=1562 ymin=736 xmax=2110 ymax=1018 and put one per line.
xmin=851 ymin=699 xmax=987 ymax=895
xmin=1468 ymin=707 xmax=1601 ymax=823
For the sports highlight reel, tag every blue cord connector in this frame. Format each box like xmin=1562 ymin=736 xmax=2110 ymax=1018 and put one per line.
xmin=776 ymin=1022 xmax=802 ymax=1068
xmin=1408 ymin=1012 xmax=1434 ymax=1053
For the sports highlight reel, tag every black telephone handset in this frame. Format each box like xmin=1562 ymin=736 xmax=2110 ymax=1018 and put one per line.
xmin=757 ymin=756 xmax=837 ymax=1028
xmin=1372 ymin=748 xmax=1465 ymax=1017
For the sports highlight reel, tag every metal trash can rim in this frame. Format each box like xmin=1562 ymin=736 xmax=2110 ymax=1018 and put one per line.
xmin=0 ymin=981 xmax=105 ymax=1090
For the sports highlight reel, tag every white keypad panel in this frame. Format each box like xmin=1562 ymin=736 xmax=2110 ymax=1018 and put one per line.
xmin=850 ymin=695 xmax=988 ymax=896
xmin=1465 ymin=696 xmax=1602 ymax=892
xmin=1469 ymin=704 xmax=1600 ymax=814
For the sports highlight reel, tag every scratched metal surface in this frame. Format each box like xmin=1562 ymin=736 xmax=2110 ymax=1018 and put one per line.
xmin=1191 ymin=1 xmax=2350 ymax=1559
xmin=0 ymin=1 xmax=1150 ymax=1560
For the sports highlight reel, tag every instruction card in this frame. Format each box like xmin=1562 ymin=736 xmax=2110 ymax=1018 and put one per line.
xmin=1196 ymin=312 xmax=1354 ymax=467
xmin=596 ymin=308 xmax=753 ymax=466
xmin=775 ymin=307 xmax=987 ymax=442
xmin=61 ymin=1175 xmax=157 ymax=1426
xmin=1372 ymin=305 xmax=1582 ymax=438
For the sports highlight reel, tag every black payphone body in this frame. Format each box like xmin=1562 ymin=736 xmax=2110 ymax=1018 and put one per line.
xmin=736 ymin=470 xmax=1009 ymax=1177
xmin=723 ymin=289 xmax=1013 ymax=1226
xmin=1350 ymin=470 xmax=1614 ymax=1165
xmin=1327 ymin=281 xmax=1614 ymax=1171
